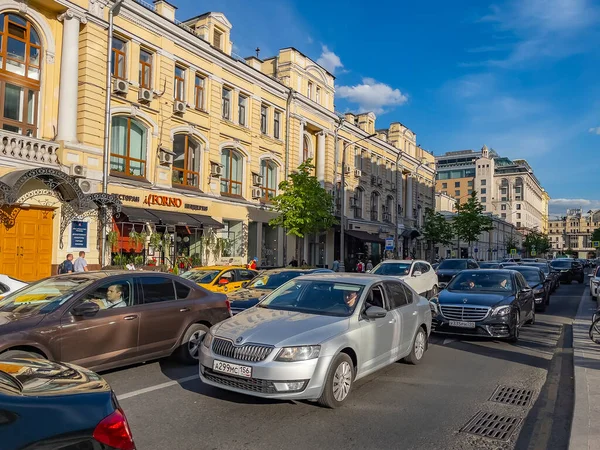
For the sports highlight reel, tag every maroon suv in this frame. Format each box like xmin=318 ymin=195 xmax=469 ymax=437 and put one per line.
xmin=0 ymin=271 xmax=231 ymax=372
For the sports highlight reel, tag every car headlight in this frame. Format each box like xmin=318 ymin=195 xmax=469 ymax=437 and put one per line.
xmin=533 ymin=288 xmax=544 ymax=296
xmin=429 ymin=297 xmax=439 ymax=314
xmin=202 ymin=330 xmax=214 ymax=348
xmin=592 ymin=280 xmax=600 ymax=286
xmin=275 ymin=346 xmax=321 ymax=362
xmin=491 ymin=305 xmax=512 ymax=317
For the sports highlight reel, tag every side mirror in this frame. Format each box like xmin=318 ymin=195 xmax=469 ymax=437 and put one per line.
xmin=219 ymin=278 xmax=230 ymax=285
xmin=72 ymin=302 xmax=100 ymax=317
xmin=412 ymin=270 xmax=422 ymax=277
xmin=364 ymin=306 xmax=387 ymax=319
xmin=520 ymin=287 xmax=532 ymax=294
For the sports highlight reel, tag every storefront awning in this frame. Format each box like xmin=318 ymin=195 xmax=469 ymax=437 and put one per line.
xmin=119 ymin=206 xmax=157 ymax=223
xmin=117 ymin=206 xmax=223 ymax=229
xmin=346 ymin=229 xmax=384 ymax=243
xmin=402 ymin=228 xmax=421 ymax=239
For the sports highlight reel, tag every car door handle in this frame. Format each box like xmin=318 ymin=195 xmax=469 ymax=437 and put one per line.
xmin=123 ymin=315 xmax=138 ymax=321
xmin=179 ymin=308 xmax=190 ymax=312
xmin=412 ymin=311 xmax=418 ymax=316
xmin=389 ymin=319 xmax=396 ymax=324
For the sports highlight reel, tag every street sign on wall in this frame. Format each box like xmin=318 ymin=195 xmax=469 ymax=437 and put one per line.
xmin=70 ymin=221 xmax=88 ymax=249
xmin=593 ymin=241 xmax=600 ymax=248
xmin=385 ymin=238 xmax=395 ymax=251
xmin=510 ymin=248 xmax=517 ymax=255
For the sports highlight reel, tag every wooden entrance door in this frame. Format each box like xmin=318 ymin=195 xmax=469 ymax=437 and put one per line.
xmin=0 ymin=207 xmax=54 ymax=281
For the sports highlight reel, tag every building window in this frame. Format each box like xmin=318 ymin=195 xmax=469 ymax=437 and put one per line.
xmin=481 ymin=179 xmax=486 ymax=186
xmin=354 ymin=188 xmax=363 ymax=219
xmin=481 ymin=197 xmax=486 ymax=203
xmin=442 ymin=182 xmax=447 ymax=189
xmin=516 ymin=204 xmax=521 ymax=210
xmin=111 ymin=37 xmax=127 ymax=79
xmin=307 ymin=81 xmax=313 ymax=99
xmin=261 ymin=159 xmax=277 ymax=201
xmin=481 ymin=188 xmax=486 ymax=194
xmin=213 ymin=28 xmax=223 ymax=50
xmin=302 ymin=135 xmax=310 ymax=162
xmin=468 ymin=189 xmax=473 ymax=194
xmin=354 ymin=147 xmax=362 ymax=170
xmin=371 ymin=192 xmax=379 ymax=221
xmin=316 ymin=86 xmax=321 ymax=104
xmin=273 ymin=110 xmax=281 ymax=139
xmin=482 ymin=206 xmax=486 ymax=211
xmin=517 ymin=222 xmax=522 ymax=228
xmin=222 ymin=87 xmax=231 ymax=120
xmin=454 ymin=190 xmax=460 ymax=197
xmin=455 ymin=181 xmax=460 ymax=187
xmin=194 ymin=74 xmax=205 ymax=110
xmin=220 ymin=148 xmax=243 ymax=196
xmin=172 ymin=134 xmax=201 ymax=188
xmin=501 ymin=204 xmax=507 ymax=211
xmin=260 ymin=104 xmax=268 ymax=134
xmin=110 ymin=116 xmax=147 ymax=178
xmin=238 ymin=95 xmax=247 ymax=126
xmin=468 ymin=180 xmax=473 ymax=187
xmin=139 ymin=49 xmax=152 ymax=89
xmin=174 ymin=66 xmax=185 ymax=102
xmin=501 ymin=187 xmax=507 ymax=195
xmin=516 ymin=213 xmax=521 ymax=219
xmin=501 ymin=213 xmax=507 ymax=219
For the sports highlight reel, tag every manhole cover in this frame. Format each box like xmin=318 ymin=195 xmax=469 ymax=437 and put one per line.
xmin=489 ymin=385 xmax=534 ymax=407
xmin=461 ymin=411 xmax=522 ymax=441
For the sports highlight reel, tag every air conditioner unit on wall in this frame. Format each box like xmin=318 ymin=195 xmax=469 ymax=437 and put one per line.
xmin=251 ymin=187 xmax=262 ymax=199
xmin=112 ymin=78 xmax=128 ymax=95
xmin=69 ymin=164 xmax=86 ymax=178
xmin=210 ymin=162 xmax=223 ymax=177
xmin=354 ymin=169 xmax=362 ymax=177
xmin=77 ymin=178 xmax=94 ymax=193
xmin=252 ymin=173 xmax=263 ymax=186
xmin=173 ymin=101 xmax=186 ymax=114
xmin=159 ymin=150 xmax=173 ymax=166
xmin=138 ymin=88 xmax=153 ymax=103
xmin=344 ymin=166 xmax=351 ymax=174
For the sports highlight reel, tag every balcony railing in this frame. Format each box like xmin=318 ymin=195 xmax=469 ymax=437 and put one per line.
xmin=0 ymin=131 xmax=59 ymax=165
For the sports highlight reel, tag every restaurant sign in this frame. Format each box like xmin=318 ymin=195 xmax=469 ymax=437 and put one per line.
xmin=113 ymin=193 xmax=208 ymax=212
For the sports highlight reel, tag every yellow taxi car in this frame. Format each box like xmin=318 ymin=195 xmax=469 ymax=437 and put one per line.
xmin=180 ymin=266 xmax=258 ymax=293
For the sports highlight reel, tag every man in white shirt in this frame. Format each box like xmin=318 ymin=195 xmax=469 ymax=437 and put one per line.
xmin=73 ymin=251 xmax=88 ymax=272
xmin=98 ymin=284 xmax=127 ymax=309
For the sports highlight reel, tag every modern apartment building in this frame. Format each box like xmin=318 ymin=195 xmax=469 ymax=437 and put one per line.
xmin=0 ymin=0 xmax=435 ymax=280
xmin=549 ymin=209 xmax=600 ymax=258
xmin=435 ymin=149 xmax=481 ymax=202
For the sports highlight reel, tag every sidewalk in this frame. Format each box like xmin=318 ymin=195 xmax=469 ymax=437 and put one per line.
xmin=570 ymin=289 xmax=600 ymax=450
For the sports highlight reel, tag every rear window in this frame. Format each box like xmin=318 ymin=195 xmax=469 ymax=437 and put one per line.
xmin=551 ymin=260 xmax=572 ymax=269
xmin=372 ymin=263 xmax=411 ymax=276
xmin=438 ymin=260 xmax=467 ymax=270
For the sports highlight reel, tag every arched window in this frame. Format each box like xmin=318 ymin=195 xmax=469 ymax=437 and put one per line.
xmin=0 ymin=13 xmax=41 ymax=135
xmin=371 ymin=191 xmax=380 ymax=221
xmin=302 ymin=135 xmax=310 ymax=162
xmin=353 ymin=187 xmax=363 ymax=219
xmin=221 ymin=148 xmax=243 ymax=196
xmin=110 ymin=116 xmax=148 ymax=178
xmin=173 ymin=134 xmax=201 ymax=188
xmin=260 ymin=159 xmax=277 ymax=201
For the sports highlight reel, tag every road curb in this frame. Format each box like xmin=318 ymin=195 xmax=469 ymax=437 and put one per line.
xmin=569 ymin=288 xmax=600 ymax=450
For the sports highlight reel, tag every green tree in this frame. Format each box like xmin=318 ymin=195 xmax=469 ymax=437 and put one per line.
xmin=592 ymin=227 xmax=600 ymax=243
xmin=505 ymin=236 xmax=520 ymax=255
xmin=269 ymin=159 xmax=338 ymax=259
xmin=523 ymin=230 xmax=551 ymax=257
xmin=452 ymin=191 xmax=493 ymax=257
xmin=421 ymin=208 xmax=454 ymax=261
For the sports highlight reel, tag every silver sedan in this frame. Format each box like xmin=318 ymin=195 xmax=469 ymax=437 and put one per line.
xmin=199 ymin=274 xmax=432 ymax=408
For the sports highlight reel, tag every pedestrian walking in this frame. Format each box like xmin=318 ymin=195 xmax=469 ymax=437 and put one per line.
xmin=332 ymin=259 xmax=340 ymax=272
xmin=366 ymin=260 xmax=373 ymax=271
xmin=248 ymin=257 xmax=257 ymax=270
xmin=356 ymin=260 xmax=364 ymax=273
xmin=301 ymin=259 xmax=307 ymax=267
xmin=289 ymin=257 xmax=298 ymax=267
xmin=73 ymin=251 xmax=88 ymax=272
xmin=58 ymin=253 xmax=74 ymax=274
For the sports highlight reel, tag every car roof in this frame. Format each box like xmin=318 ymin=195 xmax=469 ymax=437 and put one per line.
xmin=189 ymin=266 xmax=245 ymax=271
xmin=503 ymin=265 xmax=541 ymax=271
xmin=378 ymin=259 xmax=419 ymax=264
xmin=257 ymin=268 xmax=332 ymax=275
xmin=457 ymin=269 xmax=515 ymax=274
xmin=294 ymin=273 xmax=403 ymax=285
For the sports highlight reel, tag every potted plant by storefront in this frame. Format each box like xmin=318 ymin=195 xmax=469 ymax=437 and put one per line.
xmin=107 ymin=230 xmax=118 ymax=250
xmin=129 ymin=230 xmax=147 ymax=249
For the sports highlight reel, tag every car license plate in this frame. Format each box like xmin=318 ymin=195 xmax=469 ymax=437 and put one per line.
xmin=449 ymin=320 xmax=476 ymax=329
xmin=213 ymin=360 xmax=252 ymax=378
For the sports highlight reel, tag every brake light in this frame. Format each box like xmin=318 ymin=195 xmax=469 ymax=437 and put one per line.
xmin=225 ymin=299 xmax=232 ymax=316
xmin=93 ymin=408 xmax=136 ymax=450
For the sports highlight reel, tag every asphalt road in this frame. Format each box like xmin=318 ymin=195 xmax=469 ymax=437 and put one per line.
xmin=102 ymin=280 xmax=586 ymax=450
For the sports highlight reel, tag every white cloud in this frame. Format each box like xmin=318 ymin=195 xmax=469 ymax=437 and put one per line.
xmin=316 ymin=45 xmax=343 ymax=74
xmin=589 ymin=127 xmax=600 ymax=135
xmin=337 ymin=78 xmax=408 ymax=114
xmin=549 ymin=198 xmax=600 ymax=215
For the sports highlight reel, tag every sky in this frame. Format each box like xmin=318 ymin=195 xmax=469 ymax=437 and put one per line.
xmin=173 ymin=0 xmax=600 ymax=218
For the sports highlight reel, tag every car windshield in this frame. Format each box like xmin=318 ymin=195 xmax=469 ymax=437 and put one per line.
xmin=447 ymin=272 xmax=515 ymax=293
xmin=510 ymin=269 xmax=541 ymax=283
xmin=259 ymin=279 xmax=365 ymax=317
xmin=438 ymin=260 xmax=467 ymax=270
xmin=247 ymin=271 xmax=305 ymax=290
xmin=479 ymin=263 xmax=500 ymax=269
xmin=0 ymin=276 xmax=96 ymax=315
xmin=180 ymin=270 xmax=220 ymax=284
xmin=526 ymin=263 xmax=550 ymax=274
xmin=551 ymin=260 xmax=572 ymax=269
xmin=371 ymin=263 xmax=411 ymax=276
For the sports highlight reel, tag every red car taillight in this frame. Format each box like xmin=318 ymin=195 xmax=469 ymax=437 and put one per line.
xmin=93 ymin=408 xmax=136 ymax=450
xmin=225 ymin=299 xmax=232 ymax=316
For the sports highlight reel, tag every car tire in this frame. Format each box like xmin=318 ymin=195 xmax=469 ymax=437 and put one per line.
xmin=318 ymin=353 xmax=354 ymax=409
xmin=403 ymin=327 xmax=428 ymax=365
xmin=508 ymin=311 xmax=520 ymax=343
xmin=1 ymin=350 xmax=44 ymax=359
xmin=177 ymin=323 xmax=209 ymax=364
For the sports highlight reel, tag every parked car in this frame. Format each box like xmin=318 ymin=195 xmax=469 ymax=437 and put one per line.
xmin=502 ymin=258 xmax=522 ymax=264
xmin=431 ymin=269 xmax=535 ymax=342
xmin=523 ymin=262 xmax=559 ymax=293
xmin=0 ymin=271 xmax=231 ymax=372
xmin=550 ymin=259 xmax=585 ymax=284
xmin=200 ymin=274 xmax=432 ymax=408
xmin=479 ymin=262 xmax=502 ymax=269
xmin=0 ymin=356 xmax=135 ymax=450
xmin=504 ymin=265 xmax=551 ymax=311
xmin=435 ymin=259 xmax=479 ymax=288
xmin=181 ymin=266 xmax=258 ymax=294
xmin=589 ymin=266 xmax=600 ymax=301
xmin=0 ymin=275 xmax=26 ymax=300
xmin=370 ymin=259 xmax=439 ymax=298
xmin=227 ymin=268 xmax=333 ymax=314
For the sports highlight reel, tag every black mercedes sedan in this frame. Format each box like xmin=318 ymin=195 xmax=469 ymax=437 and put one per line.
xmin=431 ymin=269 xmax=535 ymax=342
xmin=0 ymin=356 xmax=135 ymax=450
xmin=550 ymin=258 xmax=585 ymax=284
xmin=523 ymin=261 xmax=560 ymax=293
xmin=504 ymin=265 xmax=551 ymax=311
xmin=227 ymin=268 xmax=333 ymax=314
xmin=435 ymin=258 xmax=479 ymax=288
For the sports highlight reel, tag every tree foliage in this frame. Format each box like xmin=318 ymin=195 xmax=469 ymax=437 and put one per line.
xmin=452 ymin=191 xmax=494 ymax=247
xmin=422 ymin=208 xmax=454 ymax=248
xmin=269 ymin=159 xmax=338 ymax=238
xmin=523 ymin=230 xmax=551 ymax=256
xmin=505 ymin=236 xmax=520 ymax=254
xmin=592 ymin=227 xmax=600 ymax=243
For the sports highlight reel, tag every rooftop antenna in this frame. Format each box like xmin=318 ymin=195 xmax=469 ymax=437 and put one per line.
xmin=255 ymin=47 xmax=260 ymax=58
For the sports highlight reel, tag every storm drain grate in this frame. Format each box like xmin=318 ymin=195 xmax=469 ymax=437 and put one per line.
xmin=489 ymin=385 xmax=534 ymax=407
xmin=461 ymin=411 xmax=522 ymax=441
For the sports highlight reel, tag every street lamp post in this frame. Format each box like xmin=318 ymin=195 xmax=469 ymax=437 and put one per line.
xmin=339 ymin=133 xmax=377 ymax=272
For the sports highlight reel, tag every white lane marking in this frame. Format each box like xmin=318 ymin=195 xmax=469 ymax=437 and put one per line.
xmin=117 ymin=374 xmax=199 ymax=401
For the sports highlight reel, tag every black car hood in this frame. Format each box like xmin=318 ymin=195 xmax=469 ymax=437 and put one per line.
xmin=438 ymin=289 xmax=514 ymax=307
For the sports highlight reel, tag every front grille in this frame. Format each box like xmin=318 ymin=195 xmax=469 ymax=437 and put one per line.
xmin=203 ymin=368 xmax=276 ymax=394
xmin=441 ymin=305 xmax=490 ymax=321
xmin=212 ymin=338 xmax=273 ymax=362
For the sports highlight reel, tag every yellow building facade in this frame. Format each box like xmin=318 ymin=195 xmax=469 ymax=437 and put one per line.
xmin=0 ymin=0 xmax=436 ymax=280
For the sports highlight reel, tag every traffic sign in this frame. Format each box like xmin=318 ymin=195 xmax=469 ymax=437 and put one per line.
xmin=531 ymin=250 xmax=536 ymax=256
xmin=510 ymin=248 xmax=517 ymax=255
xmin=593 ymin=241 xmax=600 ymax=248
xmin=385 ymin=238 xmax=395 ymax=251
xmin=474 ymin=248 xmax=478 ymax=253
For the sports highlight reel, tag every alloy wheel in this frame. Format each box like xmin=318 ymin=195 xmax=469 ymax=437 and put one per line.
xmin=414 ymin=330 xmax=426 ymax=360
xmin=332 ymin=361 xmax=352 ymax=402
xmin=188 ymin=330 xmax=205 ymax=359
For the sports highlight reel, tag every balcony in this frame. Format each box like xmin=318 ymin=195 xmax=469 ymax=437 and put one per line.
xmin=0 ymin=131 xmax=59 ymax=166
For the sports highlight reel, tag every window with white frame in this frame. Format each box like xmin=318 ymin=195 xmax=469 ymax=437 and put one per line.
xmin=260 ymin=159 xmax=277 ymax=201
xmin=222 ymin=87 xmax=232 ymax=120
xmin=273 ymin=110 xmax=281 ymax=139
xmin=260 ymin=104 xmax=268 ymax=134
xmin=238 ymin=95 xmax=247 ymax=126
